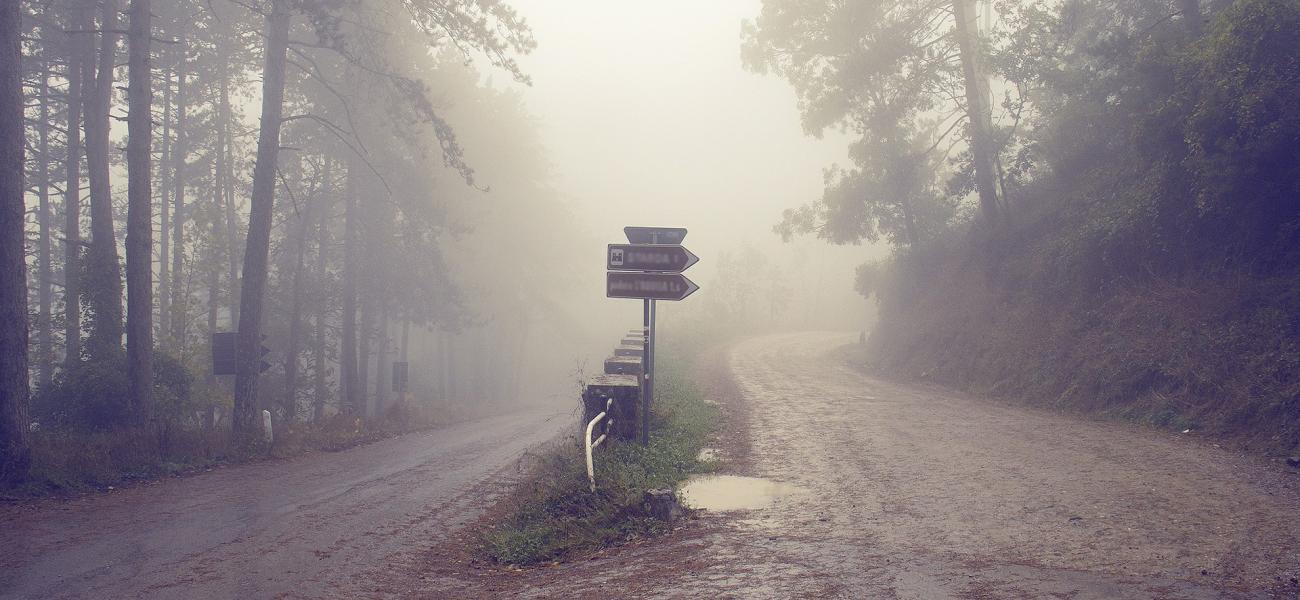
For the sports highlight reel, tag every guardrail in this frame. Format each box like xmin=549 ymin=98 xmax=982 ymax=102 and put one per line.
xmin=585 ymin=397 xmax=614 ymax=492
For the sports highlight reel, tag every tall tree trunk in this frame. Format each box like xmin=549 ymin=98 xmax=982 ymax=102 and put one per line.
xmin=170 ymin=55 xmax=187 ymax=347
xmin=438 ymin=329 xmax=449 ymax=403
xmin=206 ymin=165 xmax=220 ymax=362
xmin=440 ymin=330 xmax=451 ymax=403
xmin=158 ymin=67 xmax=171 ymax=343
xmin=282 ymin=184 xmax=312 ymax=423
xmin=340 ymin=158 xmax=359 ymax=416
xmin=400 ymin=319 xmax=409 ymax=364
xmin=374 ymin=302 xmax=389 ymax=416
xmin=952 ymin=0 xmax=1000 ymax=226
xmin=399 ymin=319 xmax=409 ymax=404
xmin=36 ymin=62 xmax=52 ymax=390
xmin=312 ymin=159 xmax=331 ymax=421
xmin=358 ymin=292 xmax=373 ymax=417
xmin=233 ymin=0 xmax=291 ymax=442
xmin=1 ymin=0 xmax=30 ymax=484
xmin=204 ymin=177 xmax=219 ymax=431
xmin=85 ymin=0 xmax=123 ymax=357
xmin=219 ymin=66 xmax=240 ymax=328
xmin=126 ymin=0 xmax=153 ymax=420
xmin=63 ymin=4 xmax=85 ymax=370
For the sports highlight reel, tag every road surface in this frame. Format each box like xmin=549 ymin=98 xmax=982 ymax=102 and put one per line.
xmin=423 ymin=332 xmax=1300 ymax=599
xmin=0 ymin=408 xmax=569 ymax=599
xmin=6 ymin=333 xmax=1298 ymax=599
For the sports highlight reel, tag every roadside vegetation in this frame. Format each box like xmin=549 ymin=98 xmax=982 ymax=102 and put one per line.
xmin=481 ymin=355 xmax=719 ymax=566
xmin=750 ymin=0 xmax=1300 ymax=456
xmin=3 ymin=1 xmax=589 ymax=488
xmin=859 ymin=0 xmax=1300 ymax=456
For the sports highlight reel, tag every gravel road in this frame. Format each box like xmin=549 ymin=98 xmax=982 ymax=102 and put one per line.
xmin=441 ymin=332 xmax=1300 ymax=599
xmin=0 ymin=408 xmax=569 ymax=600
xmin=7 ymin=332 xmax=1298 ymax=599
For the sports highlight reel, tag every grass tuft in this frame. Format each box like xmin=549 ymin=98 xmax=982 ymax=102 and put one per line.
xmin=481 ymin=363 xmax=718 ymax=566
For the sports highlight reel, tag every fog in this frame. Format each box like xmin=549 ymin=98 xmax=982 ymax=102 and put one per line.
xmin=7 ymin=0 xmax=1300 ymax=595
xmin=380 ymin=0 xmax=885 ymax=408
xmin=14 ymin=0 xmax=1276 ymax=430
xmin=496 ymin=0 xmax=879 ymax=366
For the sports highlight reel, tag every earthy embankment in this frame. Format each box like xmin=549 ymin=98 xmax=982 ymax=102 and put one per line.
xmin=866 ymin=263 xmax=1300 ymax=458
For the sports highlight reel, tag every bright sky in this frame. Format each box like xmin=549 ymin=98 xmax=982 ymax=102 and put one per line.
xmin=494 ymin=0 xmax=883 ymax=329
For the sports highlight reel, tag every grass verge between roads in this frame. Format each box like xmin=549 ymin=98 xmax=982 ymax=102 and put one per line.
xmin=480 ymin=361 xmax=719 ymax=566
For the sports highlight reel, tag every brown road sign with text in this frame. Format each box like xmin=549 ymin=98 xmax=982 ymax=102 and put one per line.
xmin=607 ymin=244 xmax=699 ymax=273
xmin=606 ymin=272 xmax=699 ymax=301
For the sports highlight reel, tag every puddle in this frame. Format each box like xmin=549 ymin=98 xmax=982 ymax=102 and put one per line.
xmin=677 ymin=475 xmax=805 ymax=511
xmin=696 ymin=448 xmax=720 ymax=462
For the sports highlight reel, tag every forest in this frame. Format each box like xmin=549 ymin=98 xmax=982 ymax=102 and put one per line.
xmin=748 ymin=0 xmax=1300 ymax=453
xmin=0 ymin=0 xmax=595 ymax=487
xmin=2 ymin=0 xmax=1299 ymax=596
xmin=2 ymin=0 xmax=1298 ymax=486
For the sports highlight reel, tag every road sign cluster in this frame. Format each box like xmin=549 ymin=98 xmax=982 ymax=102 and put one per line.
xmin=606 ymin=227 xmax=699 ymax=301
xmin=604 ymin=226 xmax=699 ymax=445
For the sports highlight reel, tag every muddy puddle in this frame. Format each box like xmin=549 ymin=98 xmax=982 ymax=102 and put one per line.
xmin=677 ymin=475 xmax=805 ymax=511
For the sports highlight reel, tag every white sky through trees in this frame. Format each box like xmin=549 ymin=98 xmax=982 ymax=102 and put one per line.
xmin=493 ymin=0 xmax=880 ymax=330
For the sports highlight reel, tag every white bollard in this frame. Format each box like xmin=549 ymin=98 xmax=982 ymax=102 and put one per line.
xmin=262 ymin=409 xmax=273 ymax=444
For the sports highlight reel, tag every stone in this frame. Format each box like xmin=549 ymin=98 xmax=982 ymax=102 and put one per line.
xmin=644 ymin=488 xmax=685 ymax=523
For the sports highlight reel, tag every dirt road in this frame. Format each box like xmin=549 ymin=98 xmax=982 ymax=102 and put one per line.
xmin=434 ymin=332 xmax=1299 ymax=599
xmin=0 ymin=408 xmax=569 ymax=600
xmin=6 ymin=333 xmax=1298 ymax=599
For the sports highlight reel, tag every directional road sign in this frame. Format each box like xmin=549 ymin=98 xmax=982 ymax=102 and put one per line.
xmin=607 ymin=244 xmax=699 ymax=273
xmin=606 ymin=272 xmax=699 ymax=301
xmin=624 ymin=226 xmax=687 ymax=245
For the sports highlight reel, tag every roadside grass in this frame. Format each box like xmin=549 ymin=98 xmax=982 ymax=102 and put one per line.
xmin=481 ymin=363 xmax=719 ymax=566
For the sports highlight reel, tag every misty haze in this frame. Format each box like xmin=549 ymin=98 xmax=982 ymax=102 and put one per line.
xmin=0 ymin=0 xmax=1297 ymax=598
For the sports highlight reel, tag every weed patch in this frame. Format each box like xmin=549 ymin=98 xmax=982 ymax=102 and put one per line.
xmin=480 ymin=363 xmax=719 ymax=566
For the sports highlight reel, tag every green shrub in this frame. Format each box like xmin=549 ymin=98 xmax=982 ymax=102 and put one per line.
xmin=33 ymin=350 xmax=200 ymax=432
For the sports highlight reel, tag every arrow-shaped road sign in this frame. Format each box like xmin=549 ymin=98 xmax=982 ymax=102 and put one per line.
xmin=607 ymin=244 xmax=699 ymax=273
xmin=607 ymin=272 xmax=699 ymax=301
xmin=624 ymin=226 xmax=687 ymax=245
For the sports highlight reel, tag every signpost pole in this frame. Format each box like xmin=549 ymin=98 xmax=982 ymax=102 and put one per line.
xmin=649 ymin=299 xmax=656 ymax=401
xmin=642 ymin=298 xmax=651 ymax=445
xmin=645 ymin=231 xmax=660 ymax=440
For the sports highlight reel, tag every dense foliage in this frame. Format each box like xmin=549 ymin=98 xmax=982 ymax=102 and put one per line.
xmin=6 ymin=0 xmax=583 ymax=488
xmin=759 ymin=0 xmax=1300 ymax=452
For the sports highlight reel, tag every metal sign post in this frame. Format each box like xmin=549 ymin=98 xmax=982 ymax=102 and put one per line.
xmin=642 ymin=299 xmax=651 ymax=444
xmin=605 ymin=227 xmax=699 ymax=445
